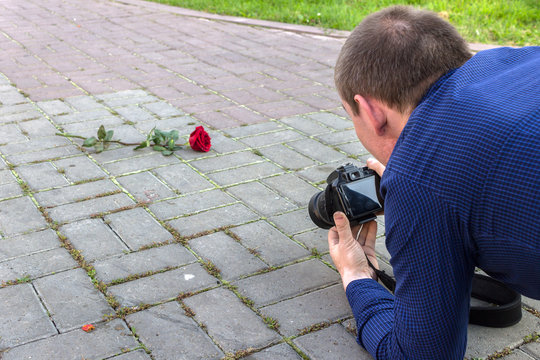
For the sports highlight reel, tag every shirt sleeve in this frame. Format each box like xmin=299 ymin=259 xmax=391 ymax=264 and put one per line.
xmin=346 ymin=173 xmax=475 ymax=359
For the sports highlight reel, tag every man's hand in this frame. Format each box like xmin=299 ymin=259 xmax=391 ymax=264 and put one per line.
xmin=328 ymin=212 xmax=379 ymax=290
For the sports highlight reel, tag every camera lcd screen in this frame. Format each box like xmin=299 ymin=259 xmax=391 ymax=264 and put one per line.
xmin=339 ymin=177 xmax=382 ymax=217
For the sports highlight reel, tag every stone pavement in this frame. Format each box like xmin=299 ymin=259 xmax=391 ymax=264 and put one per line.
xmin=0 ymin=0 xmax=538 ymax=359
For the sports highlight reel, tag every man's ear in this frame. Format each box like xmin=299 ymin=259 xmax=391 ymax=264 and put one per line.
xmin=353 ymin=94 xmax=387 ymax=136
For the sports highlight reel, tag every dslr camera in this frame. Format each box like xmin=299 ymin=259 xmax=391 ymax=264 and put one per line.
xmin=308 ymin=163 xmax=383 ymax=229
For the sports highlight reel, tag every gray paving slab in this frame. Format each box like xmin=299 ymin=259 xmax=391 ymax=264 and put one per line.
xmin=189 ymin=231 xmax=267 ymax=280
xmin=126 ymin=301 xmax=223 ymax=360
xmin=16 ymin=162 xmax=70 ymax=190
xmin=107 ymin=264 xmax=217 ymax=307
xmin=235 ymin=259 xmax=340 ymax=307
xmin=269 ymin=208 xmax=316 ymax=235
xmin=0 ymin=229 xmax=59 ymax=261
xmin=109 ymin=350 xmax=153 ymax=360
xmin=105 ymin=207 xmax=174 ymax=250
xmin=0 ymin=283 xmax=57 ymax=349
xmin=522 ymin=339 xmax=540 ymax=358
xmin=229 ymin=220 xmax=310 ymax=266
xmin=258 ymin=144 xmax=317 ymax=170
xmin=207 ymin=161 xmax=285 ymax=186
xmin=260 ymin=284 xmax=352 ymax=336
xmin=116 ymin=171 xmax=176 ymax=202
xmin=244 ymin=343 xmax=303 ymax=359
xmin=152 ymin=162 xmax=215 ymax=194
xmin=93 ymin=243 xmax=196 ymax=283
xmin=1 ymin=319 xmax=138 ymax=360
xmin=184 ymin=287 xmax=280 ymax=353
xmin=293 ymin=324 xmax=372 ymax=360
xmin=227 ymin=181 xmax=297 ymax=216
xmin=293 ymin=228 xmax=329 ymax=251
xmin=0 ymin=247 xmax=77 ymax=281
xmin=34 ymin=268 xmax=114 ymax=332
xmin=34 ymin=179 xmax=119 ymax=208
xmin=53 ymin=156 xmax=108 ymax=183
xmin=167 ymin=203 xmax=259 ymax=237
xmin=0 ymin=196 xmax=48 ymax=236
xmin=60 ymin=218 xmax=128 ymax=261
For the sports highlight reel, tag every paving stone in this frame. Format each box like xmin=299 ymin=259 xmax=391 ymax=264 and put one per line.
xmin=465 ymin=311 xmax=540 ymax=359
xmin=297 ymin=160 xmax=352 ymax=183
xmin=105 ymin=207 xmax=174 ymax=250
xmin=0 ymin=247 xmax=77 ymax=281
xmin=522 ymin=339 xmax=540 ymax=358
xmin=135 ymin=115 xmax=198 ymax=134
xmin=126 ymin=301 xmax=223 ymax=360
xmin=307 ymin=112 xmax=352 ymax=130
xmin=17 ymin=118 xmax=59 ymax=138
xmin=2 ymin=319 xmax=138 ymax=360
xmin=190 ymin=151 xmax=262 ymax=173
xmin=207 ymin=161 xmax=285 ymax=186
xmin=235 ymin=259 xmax=339 ymax=307
xmin=149 ymin=189 xmax=236 ymax=220
xmin=16 ymin=162 xmax=69 ymax=190
xmin=244 ymin=343 xmax=303 ymax=360
xmin=116 ymin=171 xmax=176 ymax=203
xmin=316 ymin=129 xmax=359 ymax=145
xmin=240 ymin=129 xmax=304 ymax=148
xmin=103 ymin=95 xmax=159 ymax=108
xmin=337 ymin=141 xmax=369 ymax=157
xmin=168 ymin=203 xmax=259 ymax=237
xmin=48 ymin=192 xmax=135 ymax=223
xmin=34 ymin=268 xmax=114 ymax=332
xmin=0 ymin=183 xmax=22 ymax=199
xmin=61 ymin=115 xmax=125 ymax=134
xmin=227 ymin=181 xmax=297 ymax=216
xmin=0 ymin=124 xmax=27 ymax=144
xmin=115 ymin=105 xmax=156 ymax=123
xmin=0 ymin=136 xmax=71 ymax=155
xmin=107 ymin=264 xmax=217 ymax=307
xmin=258 ymin=144 xmax=316 ymax=170
xmin=91 ymin=146 xmax=152 ymax=164
xmin=260 ymin=284 xmax=351 ymax=336
xmin=500 ymin=349 xmax=536 ymax=360
xmin=60 ymin=218 xmax=128 ymax=261
xmin=5 ymin=144 xmax=81 ymax=165
xmin=109 ymin=349 xmax=152 ymax=360
xmin=269 ymin=208 xmax=316 ymax=235
xmin=230 ymin=221 xmax=309 ymax=266
xmin=0 ymin=229 xmax=59 ymax=261
xmin=34 ymin=179 xmax=119 ymax=208
xmin=54 ymin=108 xmax=113 ymax=124
xmin=53 ymin=156 xmax=107 ymax=183
xmin=37 ymin=100 xmax=73 ymax=115
xmin=294 ymin=228 xmax=330 ymax=251
xmin=184 ymin=288 xmax=280 ymax=353
xmin=142 ymin=101 xmax=185 ymax=118
xmin=190 ymin=231 xmax=267 ymax=280
xmin=288 ymin=138 xmax=348 ymax=163
xmin=223 ymin=122 xmax=284 ymax=138
xmin=208 ymin=132 xmax=248 ymax=153
xmin=293 ymin=324 xmax=372 ymax=360
xmin=262 ymin=173 xmax=320 ymax=206
xmin=153 ymin=163 xmax=215 ymax=194
xmin=280 ymin=115 xmax=332 ymax=136
xmin=0 ymin=103 xmax=36 ymax=116
xmin=93 ymin=244 xmax=196 ymax=283
xmin=64 ymin=95 xmax=105 ymax=111
xmin=522 ymin=296 xmax=540 ymax=312
xmin=103 ymin=152 xmax=181 ymax=175
xmin=0 ymin=284 xmax=57 ymax=349
xmin=0 ymin=196 xmax=48 ymax=236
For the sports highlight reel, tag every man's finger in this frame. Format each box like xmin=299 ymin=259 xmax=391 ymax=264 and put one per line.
xmin=364 ymin=221 xmax=378 ymax=248
xmin=367 ymin=157 xmax=386 ymax=177
xmin=333 ymin=212 xmax=353 ymax=241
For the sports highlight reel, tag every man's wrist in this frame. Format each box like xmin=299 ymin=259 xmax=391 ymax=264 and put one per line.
xmin=341 ymin=269 xmax=374 ymax=290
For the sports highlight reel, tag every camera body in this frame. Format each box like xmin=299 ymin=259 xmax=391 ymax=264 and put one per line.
xmin=308 ymin=163 xmax=383 ymax=229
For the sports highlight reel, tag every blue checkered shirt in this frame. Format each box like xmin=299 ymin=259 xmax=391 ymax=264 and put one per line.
xmin=346 ymin=46 xmax=540 ymax=359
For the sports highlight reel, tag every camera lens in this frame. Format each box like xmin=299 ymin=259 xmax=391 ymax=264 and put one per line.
xmin=308 ymin=191 xmax=335 ymax=229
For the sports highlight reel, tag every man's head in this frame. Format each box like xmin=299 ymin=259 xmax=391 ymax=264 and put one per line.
xmin=335 ymin=6 xmax=472 ymax=116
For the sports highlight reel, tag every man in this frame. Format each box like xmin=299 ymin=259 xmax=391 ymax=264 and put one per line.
xmin=328 ymin=5 xmax=539 ymax=359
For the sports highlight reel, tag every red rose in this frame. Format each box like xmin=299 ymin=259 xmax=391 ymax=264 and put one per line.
xmin=189 ymin=126 xmax=211 ymax=152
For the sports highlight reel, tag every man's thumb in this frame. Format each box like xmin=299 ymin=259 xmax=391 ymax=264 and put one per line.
xmin=333 ymin=212 xmax=352 ymax=238
xmin=367 ymin=157 xmax=385 ymax=177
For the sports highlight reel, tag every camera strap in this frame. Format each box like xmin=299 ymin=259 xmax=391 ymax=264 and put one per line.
xmin=365 ymin=257 xmax=522 ymax=327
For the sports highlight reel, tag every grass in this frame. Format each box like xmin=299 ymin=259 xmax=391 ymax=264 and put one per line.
xmin=148 ymin=0 xmax=538 ymax=46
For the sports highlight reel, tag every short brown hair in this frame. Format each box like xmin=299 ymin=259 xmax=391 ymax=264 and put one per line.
xmin=335 ymin=6 xmax=471 ymax=114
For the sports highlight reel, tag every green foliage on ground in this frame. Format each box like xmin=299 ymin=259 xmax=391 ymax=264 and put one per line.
xmin=149 ymin=0 xmax=538 ymax=46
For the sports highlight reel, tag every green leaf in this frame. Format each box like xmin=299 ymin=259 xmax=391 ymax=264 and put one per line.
xmin=83 ymin=137 xmax=97 ymax=147
xmin=94 ymin=143 xmax=105 ymax=153
xmin=168 ymin=138 xmax=175 ymax=150
xmin=134 ymin=141 xmax=149 ymax=150
xmin=105 ymin=130 xmax=114 ymax=142
xmin=152 ymin=134 xmax=164 ymax=145
xmin=97 ymin=125 xmax=106 ymax=140
xmin=173 ymin=145 xmax=183 ymax=150
xmin=170 ymin=130 xmax=179 ymax=140
xmin=161 ymin=149 xmax=173 ymax=156
xmin=153 ymin=145 xmax=166 ymax=151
